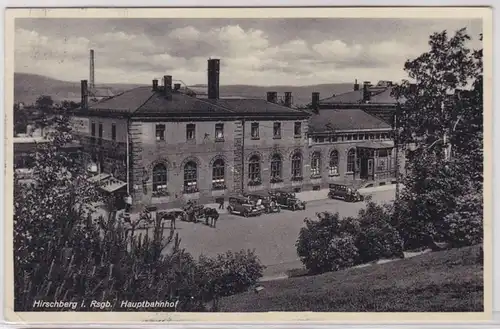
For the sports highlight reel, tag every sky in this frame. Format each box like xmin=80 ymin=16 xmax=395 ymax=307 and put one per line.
xmin=15 ymin=18 xmax=483 ymax=86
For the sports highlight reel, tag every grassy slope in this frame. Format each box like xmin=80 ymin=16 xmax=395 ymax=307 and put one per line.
xmin=219 ymin=245 xmax=483 ymax=312
xmin=14 ymin=72 xmax=353 ymax=106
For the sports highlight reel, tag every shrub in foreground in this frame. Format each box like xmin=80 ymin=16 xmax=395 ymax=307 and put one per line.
xmin=296 ymin=212 xmax=359 ymax=274
xmin=354 ymin=202 xmax=404 ymax=264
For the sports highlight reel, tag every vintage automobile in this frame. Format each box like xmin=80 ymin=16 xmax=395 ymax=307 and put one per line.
xmin=269 ymin=189 xmax=306 ymax=211
xmin=328 ymin=181 xmax=365 ymax=202
xmin=245 ymin=191 xmax=281 ymax=214
xmin=227 ymin=195 xmax=264 ymax=217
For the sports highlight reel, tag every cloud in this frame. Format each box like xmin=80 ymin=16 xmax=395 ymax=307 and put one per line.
xmin=14 ymin=18 xmax=482 ymax=86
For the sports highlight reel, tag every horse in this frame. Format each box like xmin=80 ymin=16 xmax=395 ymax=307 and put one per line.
xmin=157 ymin=210 xmax=185 ymax=229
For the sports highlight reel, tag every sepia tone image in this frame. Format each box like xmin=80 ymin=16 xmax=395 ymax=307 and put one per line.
xmin=6 ymin=8 xmax=490 ymax=321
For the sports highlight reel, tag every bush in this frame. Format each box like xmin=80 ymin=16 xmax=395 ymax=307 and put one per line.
xmin=196 ymin=250 xmax=265 ymax=311
xmin=354 ymin=202 xmax=404 ymax=264
xmin=440 ymin=192 xmax=483 ymax=248
xmin=296 ymin=212 xmax=359 ymax=274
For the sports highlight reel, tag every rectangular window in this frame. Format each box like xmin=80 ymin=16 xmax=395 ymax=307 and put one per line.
xmin=294 ymin=122 xmax=302 ymax=137
xmin=273 ymin=122 xmax=281 ymax=139
xmin=375 ymin=133 xmax=381 ymax=140
xmin=98 ymin=123 xmax=103 ymax=145
xmin=155 ymin=124 xmax=165 ymax=141
xmin=251 ymin=122 xmax=260 ymax=139
xmin=215 ymin=123 xmax=224 ymax=141
xmin=186 ymin=123 xmax=196 ymax=141
xmin=369 ymin=134 xmax=375 ymax=140
xmin=353 ymin=134 xmax=358 ymax=141
xmin=347 ymin=134 xmax=353 ymax=141
xmin=111 ymin=123 xmax=116 ymax=141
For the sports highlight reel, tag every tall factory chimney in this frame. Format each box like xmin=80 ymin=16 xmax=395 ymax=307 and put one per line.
xmin=89 ymin=49 xmax=95 ymax=90
xmin=207 ymin=58 xmax=220 ymax=100
xmin=81 ymin=80 xmax=88 ymax=109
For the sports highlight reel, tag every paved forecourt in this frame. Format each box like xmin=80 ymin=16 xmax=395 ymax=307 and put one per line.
xmin=174 ymin=188 xmax=396 ymax=277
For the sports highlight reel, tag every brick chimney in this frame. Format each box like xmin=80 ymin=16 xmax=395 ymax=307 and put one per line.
xmin=207 ymin=58 xmax=220 ymax=99
xmin=152 ymin=79 xmax=159 ymax=91
xmin=354 ymin=79 xmax=360 ymax=91
xmin=164 ymin=75 xmax=172 ymax=100
xmin=80 ymin=80 xmax=88 ymax=109
xmin=311 ymin=92 xmax=320 ymax=111
xmin=266 ymin=91 xmax=278 ymax=103
xmin=363 ymin=81 xmax=371 ymax=102
xmin=284 ymin=92 xmax=292 ymax=107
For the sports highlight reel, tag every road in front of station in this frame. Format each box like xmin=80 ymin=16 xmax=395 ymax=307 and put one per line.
xmin=175 ymin=189 xmax=396 ymax=278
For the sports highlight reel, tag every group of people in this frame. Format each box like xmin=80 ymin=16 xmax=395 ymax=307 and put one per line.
xmin=184 ymin=200 xmax=219 ymax=228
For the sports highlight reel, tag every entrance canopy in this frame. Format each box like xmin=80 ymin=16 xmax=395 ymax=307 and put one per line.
xmin=100 ymin=177 xmax=127 ymax=193
xmin=87 ymin=173 xmax=126 ymax=193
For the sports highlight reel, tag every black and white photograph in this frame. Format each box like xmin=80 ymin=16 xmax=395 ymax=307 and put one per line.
xmin=4 ymin=7 xmax=492 ymax=323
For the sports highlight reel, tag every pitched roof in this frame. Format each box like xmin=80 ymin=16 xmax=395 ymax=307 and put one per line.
xmin=318 ymin=86 xmax=398 ymax=105
xmin=308 ymin=109 xmax=391 ymax=133
xmin=368 ymin=87 xmax=397 ymax=104
xmin=320 ymin=90 xmax=363 ymax=104
xmin=85 ymin=87 xmax=308 ymax=118
xmin=89 ymin=87 xmax=155 ymax=113
xmin=204 ymin=98 xmax=308 ymax=115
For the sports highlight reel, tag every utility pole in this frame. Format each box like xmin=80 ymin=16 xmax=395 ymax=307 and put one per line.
xmin=394 ymin=104 xmax=400 ymax=204
xmin=240 ymin=118 xmax=246 ymax=193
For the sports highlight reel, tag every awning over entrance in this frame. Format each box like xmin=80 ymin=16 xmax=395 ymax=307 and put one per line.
xmin=87 ymin=173 xmax=111 ymax=183
xmin=99 ymin=177 xmax=127 ymax=193
xmin=356 ymin=141 xmax=394 ymax=149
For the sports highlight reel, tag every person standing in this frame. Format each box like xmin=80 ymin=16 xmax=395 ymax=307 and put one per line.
xmin=218 ymin=197 xmax=224 ymax=210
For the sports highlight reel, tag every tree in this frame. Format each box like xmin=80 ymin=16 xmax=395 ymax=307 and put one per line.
xmin=35 ymin=95 xmax=54 ymax=111
xmin=14 ymin=115 xmax=264 ymax=311
xmin=392 ymin=28 xmax=483 ymax=248
xmin=14 ymin=108 xmax=29 ymax=136
xmin=13 ymin=116 xmax=196 ymax=311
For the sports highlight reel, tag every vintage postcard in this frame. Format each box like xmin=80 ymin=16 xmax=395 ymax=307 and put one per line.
xmin=3 ymin=7 xmax=493 ymax=324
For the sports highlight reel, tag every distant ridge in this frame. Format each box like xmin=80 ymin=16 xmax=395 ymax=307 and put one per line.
xmin=14 ymin=72 xmax=354 ymax=106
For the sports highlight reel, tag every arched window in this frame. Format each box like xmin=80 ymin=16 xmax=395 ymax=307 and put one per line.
xmin=270 ymin=154 xmax=282 ymax=180
xmin=347 ymin=149 xmax=356 ymax=173
xmin=329 ymin=150 xmax=339 ymax=176
xmin=183 ymin=161 xmax=198 ymax=193
xmin=152 ymin=163 xmax=168 ymax=192
xmin=291 ymin=152 xmax=303 ymax=179
xmin=212 ymin=158 xmax=225 ymax=190
xmin=310 ymin=151 xmax=321 ymax=177
xmin=248 ymin=155 xmax=261 ymax=184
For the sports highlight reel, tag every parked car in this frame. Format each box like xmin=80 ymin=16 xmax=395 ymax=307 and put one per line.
xmin=269 ymin=189 xmax=306 ymax=211
xmin=227 ymin=195 xmax=264 ymax=217
xmin=245 ymin=191 xmax=281 ymax=213
xmin=328 ymin=181 xmax=364 ymax=202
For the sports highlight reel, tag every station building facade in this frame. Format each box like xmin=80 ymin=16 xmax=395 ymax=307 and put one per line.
xmin=70 ymin=59 xmax=311 ymax=209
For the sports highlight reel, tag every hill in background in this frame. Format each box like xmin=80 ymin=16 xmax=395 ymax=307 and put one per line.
xmin=14 ymin=72 xmax=354 ymax=107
